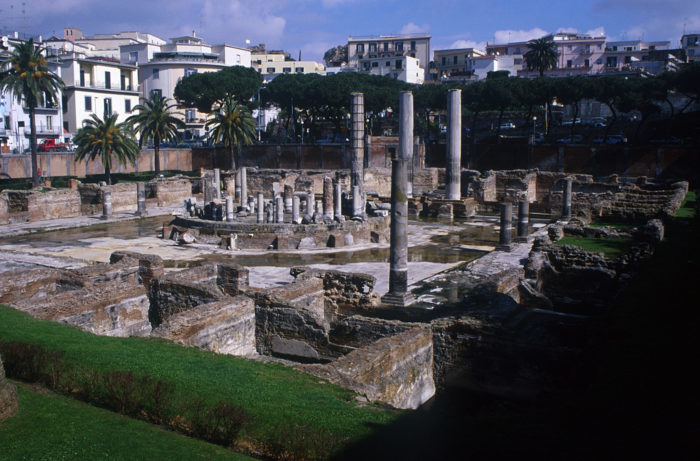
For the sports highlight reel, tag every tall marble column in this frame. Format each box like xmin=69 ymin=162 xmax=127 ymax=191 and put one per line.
xmin=446 ymin=89 xmax=462 ymax=200
xmin=240 ymin=167 xmax=247 ymax=210
xmin=257 ymin=192 xmax=264 ymax=224
xmin=276 ymin=196 xmax=284 ymax=223
xmin=351 ymin=92 xmax=365 ymax=219
xmin=499 ymin=202 xmax=512 ymax=251
xmin=382 ymin=91 xmax=415 ymax=307
xmin=213 ymin=168 xmax=221 ymax=200
xmin=292 ymin=195 xmax=301 ymax=224
xmin=563 ymin=178 xmax=572 ymax=219
xmin=334 ymin=180 xmax=342 ymax=220
xmin=323 ymin=177 xmax=334 ymax=219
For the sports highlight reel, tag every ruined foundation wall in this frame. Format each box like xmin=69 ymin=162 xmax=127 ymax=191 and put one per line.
xmin=153 ymin=178 xmax=192 ymax=207
xmin=298 ymin=328 xmax=435 ymax=409
xmin=0 ymin=355 xmax=18 ymax=421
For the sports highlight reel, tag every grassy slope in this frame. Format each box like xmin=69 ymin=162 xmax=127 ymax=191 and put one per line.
xmin=0 ymin=384 xmax=252 ymax=460
xmin=0 ymin=307 xmax=397 ymax=446
xmin=554 ymin=236 xmax=634 ymax=258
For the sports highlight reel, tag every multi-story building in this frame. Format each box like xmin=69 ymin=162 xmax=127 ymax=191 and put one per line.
xmin=357 ymin=55 xmax=424 ymax=84
xmin=602 ymin=40 xmax=671 ymax=73
xmin=252 ymin=50 xmax=325 ymax=82
xmin=486 ymin=33 xmax=606 ymax=77
xmin=681 ymin=33 xmax=700 ymax=62
xmin=347 ymin=34 xmax=431 ymax=82
xmin=433 ymin=48 xmax=485 ymax=80
xmin=121 ymin=33 xmax=251 ymax=138
xmin=47 ymin=54 xmax=139 ymax=136
xmin=60 ymin=28 xmax=166 ymax=60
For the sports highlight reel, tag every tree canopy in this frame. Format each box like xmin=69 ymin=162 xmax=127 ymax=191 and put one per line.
xmin=524 ymin=38 xmax=559 ymax=77
xmin=174 ymin=66 xmax=263 ymax=113
xmin=205 ymin=95 xmax=257 ymax=170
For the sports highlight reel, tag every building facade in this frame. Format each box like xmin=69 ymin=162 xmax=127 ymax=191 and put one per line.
xmin=347 ymin=34 xmax=431 ymax=82
xmin=681 ymin=33 xmax=700 ymax=62
xmin=433 ymin=48 xmax=485 ymax=80
xmin=252 ymin=52 xmax=325 ymax=82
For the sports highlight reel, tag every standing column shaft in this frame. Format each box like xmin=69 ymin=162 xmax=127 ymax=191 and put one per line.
xmin=334 ymin=181 xmax=342 ymax=220
xmin=517 ymin=200 xmax=529 ymax=239
xmin=351 ymin=92 xmax=365 ymax=218
xmin=446 ymin=89 xmax=462 ymax=200
xmin=323 ymin=177 xmax=334 ymax=219
xmin=102 ymin=189 xmax=112 ymax=219
xmin=292 ymin=195 xmax=300 ymax=224
xmin=235 ymin=169 xmax=242 ymax=202
xmin=284 ymin=185 xmax=293 ymax=213
xmin=276 ymin=196 xmax=284 ymax=223
xmin=383 ymin=91 xmax=414 ymax=306
xmin=240 ymin=167 xmax=248 ymax=209
xmin=226 ymin=195 xmax=234 ymax=222
xmin=257 ymin=192 xmax=264 ymax=224
xmin=499 ymin=202 xmax=512 ymax=247
xmin=137 ymin=182 xmax=146 ymax=216
xmin=306 ymin=193 xmax=315 ymax=217
xmin=214 ymin=168 xmax=221 ymax=199
xmin=563 ymin=178 xmax=572 ymax=218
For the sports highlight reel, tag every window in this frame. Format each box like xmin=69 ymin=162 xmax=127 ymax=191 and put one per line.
xmin=151 ymin=89 xmax=162 ymax=98
xmin=395 ymin=59 xmax=402 ymax=69
xmin=80 ymin=69 xmax=85 ymax=87
xmin=515 ymin=47 xmax=521 ymax=54
xmin=129 ymin=51 xmax=138 ymax=63
xmin=606 ymin=56 xmax=618 ymax=67
xmin=383 ymin=42 xmax=388 ymax=52
xmin=369 ymin=43 xmax=377 ymax=52
xmin=386 ymin=61 xmax=391 ymax=67
xmin=103 ymin=98 xmax=112 ymax=116
xmin=596 ymin=58 xmax=603 ymax=64
xmin=84 ymin=96 xmax=92 ymax=112
xmin=624 ymin=56 xmax=632 ymax=64
xmin=153 ymin=68 xmax=160 ymax=79
xmin=584 ymin=59 xmax=590 ymax=67
xmin=410 ymin=40 xmax=416 ymax=51
xmin=105 ymin=72 xmax=111 ymax=89
xmin=185 ymin=109 xmax=196 ymax=123
xmin=514 ymin=58 xmax=523 ymax=65
xmin=453 ymin=56 xmax=458 ymax=65
xmin=184 ymin=68 xmax=197 ymax=77
xmin=282 ymin=67 xmax=292 ymax=73
xmin=442 ymin=57 xmax=446 ymax=65
xmin=395 ymin=42 xmax=403 ymax=51
xmin=567 ymin=45 xmax=572 ymax=50
xmin=357 ymin=44 xmax=364 ymax=53
xmin=46 ymin=116 xmax=52 ymax=129
xmin=125 ymin=99 xmax=131 ymax=113
xmin=266 ymin=67 xmax=275 ymax=73
xmin=689 ymin=49 xmax=696 ymax=57
xmin=295 ymin=67 xmax=304 ymax=73
xmin=567 ymin=60 xmax=572 ymax=68
xmin=371 ymin=62 xmax=378 ymax=67
xmin=63 ymin=121 xmax=69 ymax=132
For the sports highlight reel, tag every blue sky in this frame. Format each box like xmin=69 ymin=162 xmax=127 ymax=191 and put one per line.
xmin=1 ymin=0 xmax=699 ymax=61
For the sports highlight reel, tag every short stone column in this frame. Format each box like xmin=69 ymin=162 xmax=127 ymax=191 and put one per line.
xmin=276 ymin=196 xmax=284 ymax=223
xmin=316 ymin=200 xmax=323 ymax=217
xmin=224 ymin=175 xmax=236 ymax=198
xmin=446 ymin=89 xmax=462 ymax=200
xmin=213 ymin=168 xmax=221 ymax=199
xmin=235 ymin=169 xmax=242 ymax=202
xmin=563 ymin=178 xmax=572 ymax=219
xmin=203 ymin=177 xmax=214 ymax=203
xmin=292 ymin=195 xmax=301 ymax=224
xmin=136 ymin=182 xmax=147 ymax=216
xmin=323 ymin=177 xmax=334 ymax=219
xmin=240 ymin=167 xmax=248 ymax=209
xmin=102 ymin=189 xmax=112 ymax=219
xmin=257 ymin=192 xmax=264 ymax=224
xmin=516 ymin=200 xmax=529 ymax=242
xmin=266 ymin=201 xmax=274 ymax=223
xmin=382 ymin=91 xmax=415 ymax=307
xmin=352 ymin=185 xmax=363 ymax=220
xmin=306 ymin=193 xmax=315 ymax=217
xmin=498 ymin=202 xmax=512 ymax=251
xmin=334 ymin=181 xmax=342 ymax=220
xmin=284 ymin=185 xmax=293 ymax=213
xmin=226 ymin=195 xmax=235 ymax=222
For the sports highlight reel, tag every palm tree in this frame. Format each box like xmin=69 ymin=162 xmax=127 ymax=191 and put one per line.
xmin=205 ymin=94 xmax=256 ymax=170
xmin=74 ymin=113 xmax=139 ymax=185
xmin=524 ymin=37 xmax=559 ymax=77
xmin=0 ymin=39 xmax=63 ymax=187
xmin=126 ymin=93 xmax=185 ymax=176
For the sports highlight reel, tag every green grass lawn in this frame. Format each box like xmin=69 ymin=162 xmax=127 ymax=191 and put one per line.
xmin=554 ymin=236 xmax=635 ymax=258
xmin=676 ymin=190 xmax=697 ymax=219
xmin=0 ymin=306 xmax=397 ymax=455
xmin=0 ymin=384 xmax=252 ymax=460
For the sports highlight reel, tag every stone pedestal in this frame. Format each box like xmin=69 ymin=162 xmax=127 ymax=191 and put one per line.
xmin=214 ymin=168 xmax=221 ymax=200
xmin=498 ymin=202 xmax=512 ymax=251
xmin=563 ymin=177 xmax=572 ymax=219
xmin=257 ymin=192 xmax=264 ymax=224
xmin=226 ymin=195 xmax=234 ymax=222
xmin=276 ymin=196 xmax=284 ymax=223
xmin=136 ymin=182 xmax=147 ymax=216
xmin=284 ymin=185 xmax=293 ymax=213
xmin=292 ymin=195 xmax=301 ymax=224
xmin=516 ymin=200 xmax=529 ymax=242
xmin=323 ymin=177 xmax=334 ymax=219
xmin=102 ymin=189 xmax=112 ymax=219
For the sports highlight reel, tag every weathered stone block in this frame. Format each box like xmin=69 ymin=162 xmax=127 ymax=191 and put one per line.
xmin=0 ymin=355 xmax=18 ymax=421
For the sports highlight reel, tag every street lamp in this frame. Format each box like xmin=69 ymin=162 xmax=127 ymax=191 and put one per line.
xmin=301 ymin=120 xmax=304 ymax=144
xmin=532 ymin=116 xmax=537 ymax=144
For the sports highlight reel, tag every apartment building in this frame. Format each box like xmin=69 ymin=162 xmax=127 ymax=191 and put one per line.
xmin=252 ymin=51 xmax=325 ymax=82
xmin=121 ymin=33 xmax=251 ymax=137
xmin=48 ymin=55 xmax=139 ymax=136
xmin=358 ymin=55 xmax=424 ymax=84
xmin=347 ymin=34 xmax=431 ymax=82
xmin=681 ymin=33 xmax=700 ymax=62
xmin=433 ymin=48 xmax=485 ymax=80
xmin=602 ymin=40 xmax=671 ymax=73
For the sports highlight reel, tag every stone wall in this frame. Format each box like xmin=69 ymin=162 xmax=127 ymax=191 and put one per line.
xmin=0 ymin=355 xmax=18 ymax=421
xmin=152 ymin=296 xmax=256 ymax=355
xmin=0 ymin=188 xmax=81 ymax=223
xmin=152 ymin=177 xmax=193 ymax=207
xmin=298 ymin=328 xmax=435 ymax=409
xmin=290 ymin=267 xmax=379 ymax=313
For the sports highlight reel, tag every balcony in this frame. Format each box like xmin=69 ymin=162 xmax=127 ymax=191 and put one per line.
xmin=69 ymin=82 xmax=138 ymax=93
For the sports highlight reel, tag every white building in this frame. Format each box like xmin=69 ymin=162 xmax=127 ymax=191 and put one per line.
xmin=681 ymin=33 xmax=700 ymax=62
xmin=347 ymin=34 xmax=431 ymax=82
xmin=121 ymin=33 xmax=251 ymax=137
xmin=357 ymin=55 xmax=424 ymax=84
xmin=252 ymin=51 xmax=325 ymax=82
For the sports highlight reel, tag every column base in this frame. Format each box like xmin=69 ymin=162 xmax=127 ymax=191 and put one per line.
xmin=497 ymin=243 xmax=513 ymax=252
xmin=381 ymin=291 xmax=416 ymax=307
xmin=514 ymin=236 xmax=528 ymax=243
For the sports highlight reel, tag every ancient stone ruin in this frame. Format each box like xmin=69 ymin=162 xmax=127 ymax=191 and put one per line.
xmin=0 ymin=354 xmax=18 ymax=421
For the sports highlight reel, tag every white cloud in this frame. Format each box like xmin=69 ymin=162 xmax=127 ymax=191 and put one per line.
xmin=493 ymin=27 xmax=548 ymax=44
xmin=448 ymin=39 xmax=486 ymax=51
xmin=399 ymin=22 xmax=430 ymax=35
xmin=585 ymin=27 xmax=606 ymax=38
xmin=557 ymin=27 xmax=579 ymax=34
xmin=199 ymin=0 xmax=287 ymax=47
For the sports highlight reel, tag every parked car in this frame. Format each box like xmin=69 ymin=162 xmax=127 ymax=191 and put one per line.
xmin=556 ymin=135 xmax=584 ymax=144
xmin=593 ymin=135 xmax=627 ymax=144
xmin=562 ymin=118 xmax=581 ymax=126
xmin=499 ymin=122 xmax=516 ymax=130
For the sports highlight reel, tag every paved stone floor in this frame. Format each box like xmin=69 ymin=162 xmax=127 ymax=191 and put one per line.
xmin=0 ymin=209 xmax=546 ymax=299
